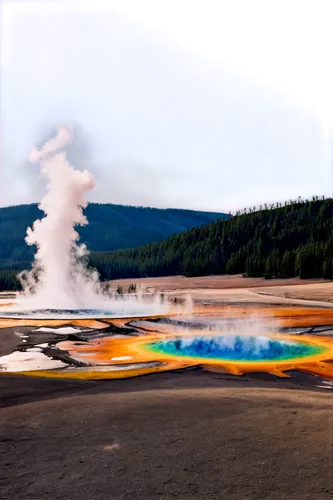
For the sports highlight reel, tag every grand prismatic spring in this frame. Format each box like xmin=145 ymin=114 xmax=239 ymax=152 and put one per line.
xmin=1 ymin=305 xmax=333 ymax=385
xmin=1 ymin=126 xmax=333 ymax=387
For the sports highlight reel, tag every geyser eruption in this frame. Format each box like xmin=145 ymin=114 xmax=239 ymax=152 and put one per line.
xmin=19 ymin=124 xmax=100 ymax=309
xmin=10 ymin=124 xmax=166 ymax=317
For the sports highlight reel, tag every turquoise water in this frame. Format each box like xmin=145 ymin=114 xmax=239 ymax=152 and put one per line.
xmin=146 ymin=335 xmax=325 ymax=362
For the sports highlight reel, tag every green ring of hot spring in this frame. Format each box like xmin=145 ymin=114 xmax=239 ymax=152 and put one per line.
xmin=143 ymin=334 xmax=327 ymax=362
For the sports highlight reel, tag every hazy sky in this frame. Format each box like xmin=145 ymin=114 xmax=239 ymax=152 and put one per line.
xmin=1 ymin=0 xmax=332 ymax=212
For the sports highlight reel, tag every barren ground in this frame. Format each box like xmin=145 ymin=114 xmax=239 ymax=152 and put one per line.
xmin=109 ymin=275 xmax=333 ymax=307
xmin=109 ymin=274 xmax=326 ymax=291
xmin=1 ymin=377 xmax=333 ymax=500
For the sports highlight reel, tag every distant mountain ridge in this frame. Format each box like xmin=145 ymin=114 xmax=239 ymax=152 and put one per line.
xmin=0 ymin=202 xmax=229 ymax=268
xmin=89 ymin=197 xmax=333 ymax=281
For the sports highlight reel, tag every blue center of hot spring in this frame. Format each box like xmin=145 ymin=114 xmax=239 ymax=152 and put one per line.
xmin=146 ymin=335 xmax=325 ymax=362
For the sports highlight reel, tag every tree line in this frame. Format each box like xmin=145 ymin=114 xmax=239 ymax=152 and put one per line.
xmin=90 ymin=197 xmax=332 ymax=281
xmin=1 ymin=197 xmax=332 ymax=291
xmin=0 ymin=270 xmax=22 ymax=291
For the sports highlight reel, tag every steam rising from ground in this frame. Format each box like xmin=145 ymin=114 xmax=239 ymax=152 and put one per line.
xmin=14 ymin=124 xmax=166 ymax=314
xmin=150 ymin=312 xmax=324 ymax=361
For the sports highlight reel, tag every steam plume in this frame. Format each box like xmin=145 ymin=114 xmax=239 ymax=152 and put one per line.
xmin=17 ymin=124 xmax=163 ymax=315
xmin=19 ymin=124 xmax=101 ymax=309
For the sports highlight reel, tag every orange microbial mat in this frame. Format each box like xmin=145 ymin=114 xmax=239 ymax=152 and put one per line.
xmin=1 ymin=304 xmax=333 ymax=382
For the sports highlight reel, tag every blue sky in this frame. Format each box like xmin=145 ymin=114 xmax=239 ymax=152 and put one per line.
xmin=1 ymin=0 xmax=332 ymax=212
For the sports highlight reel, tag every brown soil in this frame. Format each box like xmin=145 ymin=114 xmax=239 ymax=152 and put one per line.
xmin=1 ymin=373 xmax=333 ymax=500
xmin=0 ymin=328 xmax=21 ymax=357
xmin=109 ymin=275 xmax=333 ymax=309
xmin=256 ymin=282 xmax=333 ymax=303
xmin=108 ymin=274 xmax=328 ymax=292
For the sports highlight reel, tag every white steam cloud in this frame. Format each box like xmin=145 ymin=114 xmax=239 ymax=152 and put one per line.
xmin=162 ymin=307 xmax=303 ymax=360
xmin=13 ymin=124 xmax=167 ymax=315
xmin=19 ymin=124 xmax=99 ymax=309
xmin=161 ymin=310 xmax=284 ymax=354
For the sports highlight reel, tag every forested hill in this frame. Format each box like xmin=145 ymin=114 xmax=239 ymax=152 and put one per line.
xmin=0 ymin=203 xmax=228 ymax=266
xmin=90 ymin=198 xmax=333 ymax=280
